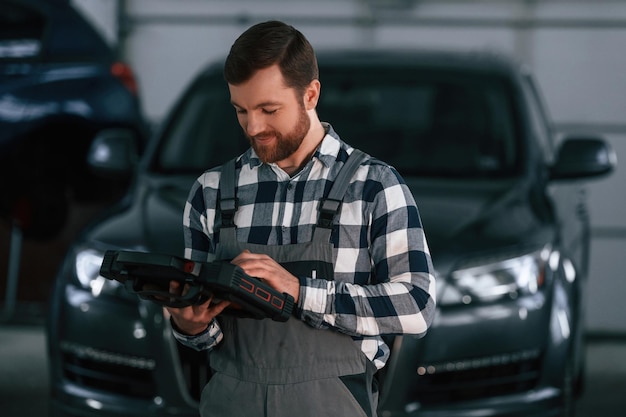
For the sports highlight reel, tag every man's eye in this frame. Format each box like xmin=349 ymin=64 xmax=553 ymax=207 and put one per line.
xmin=263 ymin=109 xmax=277 ymax=115
xmin=235 ymin=109 xmax=246 ymax=115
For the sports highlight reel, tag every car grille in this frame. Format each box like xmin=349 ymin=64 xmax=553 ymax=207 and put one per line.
xmin=410 ymin=349 xmax=542 ymax=404
xmin=60 ymin=341 xmax=157 ymax=398
xmin=60 ymin=344 xmax=540 ymax=405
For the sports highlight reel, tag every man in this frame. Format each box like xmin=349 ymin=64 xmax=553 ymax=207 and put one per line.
xmin=166 ymin=20 xmax=436 ymax=417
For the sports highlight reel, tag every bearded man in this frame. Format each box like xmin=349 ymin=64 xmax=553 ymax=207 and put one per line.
xmin=165 ymin=20 xmax=436 ymax=417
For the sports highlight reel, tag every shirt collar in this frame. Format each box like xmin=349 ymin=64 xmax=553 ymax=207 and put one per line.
xmin=314 ymin=122 xmax=344 ymax=168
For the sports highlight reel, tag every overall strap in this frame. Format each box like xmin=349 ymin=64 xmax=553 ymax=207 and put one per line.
xmin=218 ymin=149 xmax=368 ymax=244
xmin=218 ymin=157 xmax=238 ymax=252
xmin=313 ymin=149 xmax=368 ymax=242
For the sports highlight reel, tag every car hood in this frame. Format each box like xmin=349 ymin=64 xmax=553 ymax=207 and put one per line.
xmin=404 ymin=177 xmax=551 ymax=273
xmin=87 ymin=174 xmax=196 ymax=256
xmin=87 ymin=173 xmax=551 ymax=272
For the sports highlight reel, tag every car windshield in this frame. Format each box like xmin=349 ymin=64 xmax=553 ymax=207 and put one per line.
xmin=0 ymin=2 xmax=111 ymax=62
xmin=0 ymin=3 xmax=44 ymax=60
xmin=154 ymin=67 xmax=520 ymax=178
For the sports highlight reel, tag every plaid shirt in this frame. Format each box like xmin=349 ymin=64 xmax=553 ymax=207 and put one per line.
xmin=175 ymin=124 xmax=436 ymax=369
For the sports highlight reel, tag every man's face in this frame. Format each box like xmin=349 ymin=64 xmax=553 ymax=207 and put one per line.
xmin=229 ymin=65 xmax=310 ymax=164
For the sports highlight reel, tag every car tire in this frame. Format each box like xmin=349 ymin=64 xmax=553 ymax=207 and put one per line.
xmin=9 ymin=182 xmax=69 ymax=240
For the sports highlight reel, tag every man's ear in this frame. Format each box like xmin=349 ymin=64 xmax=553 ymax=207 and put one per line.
xmin=303 ymin=79 xmax=321 ymax=110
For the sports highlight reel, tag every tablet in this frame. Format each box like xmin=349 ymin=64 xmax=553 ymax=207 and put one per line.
xmin=100 ymin=250 xmax=294 ymax=321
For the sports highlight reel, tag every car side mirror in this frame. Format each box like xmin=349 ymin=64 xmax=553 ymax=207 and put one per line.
xmin=87 ymin=128 xmax=139 ymax=178
xmin=550 ymin=137 xmax=617 ymax=181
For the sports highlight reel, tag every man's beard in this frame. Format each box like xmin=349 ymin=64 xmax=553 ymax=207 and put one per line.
xmin=246 ymin=105 xmax=311 ymax=163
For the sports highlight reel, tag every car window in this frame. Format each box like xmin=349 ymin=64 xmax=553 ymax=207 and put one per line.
xmin=0 ymin=3 xmax=44 ymax=60
xmin=155 ymin=68 xmax=521 ymax=178
xmin=521 ymin=73 xmax=555 ymax=163
xmin=44 ymin=6 xmax=112 ymax=60
xmin=155 ymin=76 xmax=248 ymax=174
xmin=0 ymin=2 xmax=112 ymax=62
xmin=317 ymin=70 xmax=520 ymax=177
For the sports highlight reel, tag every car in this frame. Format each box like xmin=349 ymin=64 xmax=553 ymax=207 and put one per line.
xmin=46 ymin=48 xmax=615 ymax=417
xmin=0 ymin=0 xmax=149 ymax=239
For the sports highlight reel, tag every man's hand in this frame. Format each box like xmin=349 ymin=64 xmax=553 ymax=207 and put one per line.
xmin=231 ymin=250 xmax=300 ymax=303
xmin=164 ymin=281 xmax=231 ymax=335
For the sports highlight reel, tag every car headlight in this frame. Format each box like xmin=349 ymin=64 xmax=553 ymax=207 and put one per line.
xmin=75 ymin=248 xmax=121 ymax=297
xmin=440 ymin=246 xmax=551 ymax=306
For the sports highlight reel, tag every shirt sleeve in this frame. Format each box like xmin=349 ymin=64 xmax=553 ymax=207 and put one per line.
xmin=183 ymin=173 xmax=219 ymax=263
xmin=175 ymin=172 xmax=223 ymax=350
xmin=296 ymin=163 xmax=437 ymax=338
xmin=171 ymin=318 xmax=223 ymax=351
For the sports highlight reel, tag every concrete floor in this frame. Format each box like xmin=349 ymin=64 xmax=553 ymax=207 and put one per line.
xmin=0 ymin=323 xmax=50 ymax=417
xmin=0 ymin=320 xmax=625 ymax=417
xmin=574 ymin=337 xmax=626 ymax=417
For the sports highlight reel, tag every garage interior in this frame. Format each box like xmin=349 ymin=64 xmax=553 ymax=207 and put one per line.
xmin=1 ymin=1 xmax=625 ymax=416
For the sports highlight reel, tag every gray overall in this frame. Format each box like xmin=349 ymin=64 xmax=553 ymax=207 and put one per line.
xmin=199 ymin=150 xmax=379 ymax=417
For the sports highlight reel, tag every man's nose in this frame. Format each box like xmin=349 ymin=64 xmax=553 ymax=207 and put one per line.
xmin=245 ymin=112 xmax=266 ymax=137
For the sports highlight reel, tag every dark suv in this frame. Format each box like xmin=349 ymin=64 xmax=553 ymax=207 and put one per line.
xmin=0 ymin=0 xmax=149 ymax=239
xmin=46 ymin=49 xmax=615 ymax=417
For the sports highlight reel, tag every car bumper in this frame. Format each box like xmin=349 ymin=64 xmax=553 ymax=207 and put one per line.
xmin=49 ymin=277 xmax=574 ymax=417
xmin=379 ymin=285 xmax=574 ymax=417
xmin=47 ymin=284 xmax=201 ymax=417
xmin=49 ymin=383 xmax=198 ymax=417
xmin=382 ymin=387 xmax=562 ymax=417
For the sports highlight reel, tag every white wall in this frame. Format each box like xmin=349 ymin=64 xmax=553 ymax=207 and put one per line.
xmin=73 ymin=0 xmax=626 ymax=334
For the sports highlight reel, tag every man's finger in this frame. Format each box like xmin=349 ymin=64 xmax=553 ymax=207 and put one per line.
xmin=208 ymin=300 xmax=232 ymax=316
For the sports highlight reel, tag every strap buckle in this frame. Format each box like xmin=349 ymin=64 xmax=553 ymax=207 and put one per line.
xmin=318 ymin=198 xmax=341 ymax=229
xmin=220 ymin=197 xmax=238 ymax=227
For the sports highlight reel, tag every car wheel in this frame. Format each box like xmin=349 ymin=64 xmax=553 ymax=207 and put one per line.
xmin=8 ymin=182 xmax=69 ymax=240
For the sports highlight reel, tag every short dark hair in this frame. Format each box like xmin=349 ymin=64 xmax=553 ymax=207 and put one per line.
xmin=224 ymin=20 xmax=318 ymax=94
